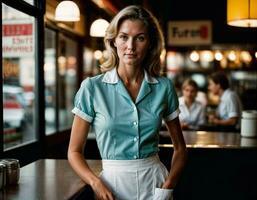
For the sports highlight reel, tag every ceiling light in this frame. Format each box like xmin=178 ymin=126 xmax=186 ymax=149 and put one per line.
xmin=190 ymin=51 xmax=200 ymax=62
xmin=240 ymin=51 xmax=252 ymax=63
xmin=227 ymin=0 xmax=257 ymax=27
xmin=228 ymin=51 xmax=237 ymax=61
xmin=214 ymin=51 xmax=223 ymax=61
xmin=55 ymin=1 xmax=80 ymax=22
xmin=90 ymin=19 xmax=109 ymax=37
xmin=200 ymin=50 xmax=214 ymax=62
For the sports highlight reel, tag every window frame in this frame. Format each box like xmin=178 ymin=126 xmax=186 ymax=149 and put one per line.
xmin=43 ymin=24 xmax=84 ymax=158
xmin=1 ymin=0 xmax=45 ymax=166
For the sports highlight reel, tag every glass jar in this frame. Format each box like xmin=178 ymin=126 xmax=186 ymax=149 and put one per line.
xmin=241 ymin=110 xmax=257 ymax=138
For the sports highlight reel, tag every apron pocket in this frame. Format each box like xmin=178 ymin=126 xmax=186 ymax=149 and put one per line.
xmin=153 ymin=188 xmax=173 ymax=200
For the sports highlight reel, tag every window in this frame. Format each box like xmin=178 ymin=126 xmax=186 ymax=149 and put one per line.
xmin=58 ymin=34 xmax=78 ymax=131
xmin=44 ymin=30 xmax=79 ymax=133
xmin=44 ymin=28 xmax=57 ymax=135
xmin=2 ymin=4 xmax=36 ymax=150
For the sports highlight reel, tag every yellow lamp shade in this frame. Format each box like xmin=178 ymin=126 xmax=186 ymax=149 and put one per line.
xmin=227 ymin=0 xmax=257 ymax=27
xmin=55 ymin=1 xmax=80 ymax=22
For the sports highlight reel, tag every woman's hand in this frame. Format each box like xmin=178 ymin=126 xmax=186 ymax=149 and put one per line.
xmin=161 ymin=179 xmax=173 ymax=190
xmin=208 ymin=115 xmax=221 ymax=125
xmin=91 ymin=178 xmax=115 ymax=200
xmin=212 ymin=117 xmax=220 ymax=125
xmin=180 ymin=122 xmax=189 ymax=130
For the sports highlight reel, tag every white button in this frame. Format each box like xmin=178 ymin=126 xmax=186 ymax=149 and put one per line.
xmin=133 ymin=155 xmax=137 ymax=159
xmin=133 ymin=106 xmax=137 ymax=111
xmin=133 ymin=121 xmax=138 ymax=126
xmin=133 ymin=137 xmax=138 ymax=142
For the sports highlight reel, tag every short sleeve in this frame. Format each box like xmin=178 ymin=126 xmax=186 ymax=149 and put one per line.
xmin=227 ymin=93 xmax=241 ymax=118
xmin=163 ymin=79 xmax=180 ymax=121
xmin=71 ymin=78 xmax=95 ymax=123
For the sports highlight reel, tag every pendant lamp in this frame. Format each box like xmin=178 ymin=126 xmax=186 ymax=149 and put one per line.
xmin=55 ymin=1 xmax=80 ymax=22
xmin=227 ymin=0 xmax=257 ymax=27
xmin=90 ymin=18 xmax=110 ymax=37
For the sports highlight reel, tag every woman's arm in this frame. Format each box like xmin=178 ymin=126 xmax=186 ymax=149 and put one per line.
xmin=162 ymin=117 xmax=188 ymax=189
xmin=68 ymin=115 xmax=114 ymax=200
xmin=212 ymin=116 xmax=238 ymax=126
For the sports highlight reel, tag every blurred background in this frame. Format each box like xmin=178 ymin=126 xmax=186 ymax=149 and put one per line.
xmin=1 ymin=0 xmax=257 ymax=163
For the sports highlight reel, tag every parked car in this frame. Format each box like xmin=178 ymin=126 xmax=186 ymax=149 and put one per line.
xmin=3 ymin=85 xmax=26 ymax=128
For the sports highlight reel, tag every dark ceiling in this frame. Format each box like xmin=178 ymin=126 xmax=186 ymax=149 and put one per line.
xmin=105 ymin=0 xmax=225 ymax=21
xmin=97 ymin=0 xmax=257 ymax=46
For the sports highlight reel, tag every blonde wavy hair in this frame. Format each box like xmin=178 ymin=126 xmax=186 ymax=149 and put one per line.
xmin=100 ymin=5 xmax=164 ymax=77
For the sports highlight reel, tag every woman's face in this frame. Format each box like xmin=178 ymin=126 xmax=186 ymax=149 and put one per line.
xmin=114 ymin=19 xmax=150 ymax=68
xmin=182 ymin=85 xmax=197 ymax=103
xmin=208 ymin=79 xmax=220 ymax=95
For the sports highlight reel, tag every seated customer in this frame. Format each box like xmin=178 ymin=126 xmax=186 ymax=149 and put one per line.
xmin=179 ymin=79 xmax=206 ymax=130
xmin=208 ymin=72 xmax=242 ymax=131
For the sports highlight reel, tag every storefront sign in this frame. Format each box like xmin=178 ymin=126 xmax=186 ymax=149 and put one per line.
xmin=167 ymin=21 xmax=212 ymax=46
xmin=2 ymin=20 xmax=34 ymax=57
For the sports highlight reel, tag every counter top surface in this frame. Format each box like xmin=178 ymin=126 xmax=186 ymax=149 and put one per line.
xmin=1 ymin=159 xmax=102 ymax=200
xmin=88 ymin=130 xmax=257 ymax=149
xmin=159 ymin=131 xmax=257 ymax=149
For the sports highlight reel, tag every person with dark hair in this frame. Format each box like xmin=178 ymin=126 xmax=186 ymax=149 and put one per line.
xmin=179 ymin=79 xmax=206 ymax=130
xmin=208 ymin=72 xmax=242 ymax=130
xmin=68 ymin=5 xmax=187 ymax=200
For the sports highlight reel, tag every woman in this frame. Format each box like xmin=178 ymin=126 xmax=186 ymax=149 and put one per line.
xmin=179 ymin=79 xmax=206 ymax=130
xmin=208 ymin=72 xmax=242 ymax=130
xmin=68 ymin=5 xmax=187 ymax=200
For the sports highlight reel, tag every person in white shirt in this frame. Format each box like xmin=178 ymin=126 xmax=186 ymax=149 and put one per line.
xmin=179 ymin=79 xmax=206 ymax=130
xmin=208 ymin=72 xmax=242 ymax=130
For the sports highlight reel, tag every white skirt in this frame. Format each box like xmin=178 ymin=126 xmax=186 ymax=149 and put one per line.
xmin=100 ymin=155 xmax=173 ymax=200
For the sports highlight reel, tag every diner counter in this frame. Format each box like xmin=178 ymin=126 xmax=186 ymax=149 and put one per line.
xmin=2 ymin=132 xmax=257 ymax=200
xmin=0 ymin=159 xmax=102 ymax=200
xmin=159 ymin=130 xmax=257 ymax=149
xmin=158 ymin=131 xmax=257 ymax=200
xmin=87 ymin=130 xmax=257 ymax=149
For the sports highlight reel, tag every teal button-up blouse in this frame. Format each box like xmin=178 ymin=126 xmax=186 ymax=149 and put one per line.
xmin=72 ymin=68 xmax=179 ymax=160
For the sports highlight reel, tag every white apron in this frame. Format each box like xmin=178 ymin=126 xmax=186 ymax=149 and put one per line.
xmin=100 ymin=155 xmax=173 ymax=200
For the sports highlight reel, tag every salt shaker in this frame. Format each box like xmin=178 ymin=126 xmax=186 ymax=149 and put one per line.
xmin=0 ymin=159 xmax=20 ymax=185
xmin=0 ymin=163 xmax=7 ymax=189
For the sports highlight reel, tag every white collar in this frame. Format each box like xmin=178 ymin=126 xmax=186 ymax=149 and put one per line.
xmin=179 ymin=96 xmax=198 ymax=108
xmin=102 ymin=68 xmax=158 ymax=84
